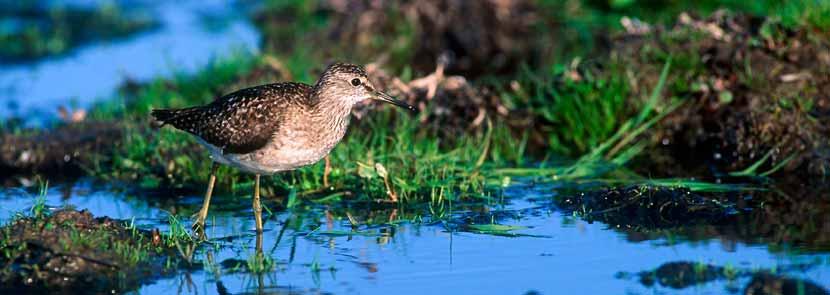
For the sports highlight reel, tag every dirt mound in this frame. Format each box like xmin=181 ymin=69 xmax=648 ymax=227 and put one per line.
xmin=607 ymin=182 xmax=830 ymax=252
xmin=623 ymin=261 xmax=829 ymax=294
xmin=0 ymin=122 xmax=123 ymax=177
xmin=746 ymin=274 xmax=830 ymax=295
xmin=636 ymin=262 xmax=723 ymax=289
xmin=614 ymin=11 xmax=830 ymax=177
xmin=0 ymin=209 xmax=180 ymax=293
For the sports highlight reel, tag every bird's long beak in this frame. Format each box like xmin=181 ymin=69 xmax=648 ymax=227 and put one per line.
xmin=371 ymin=89 xmax=418 ymax=113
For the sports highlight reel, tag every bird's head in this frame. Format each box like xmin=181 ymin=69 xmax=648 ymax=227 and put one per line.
xmin=314 ymin=63 xmax=417 ymax=112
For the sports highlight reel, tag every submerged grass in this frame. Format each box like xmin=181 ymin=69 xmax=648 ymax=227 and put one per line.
xmin=463 ymin=224 xmax=550 ymax=238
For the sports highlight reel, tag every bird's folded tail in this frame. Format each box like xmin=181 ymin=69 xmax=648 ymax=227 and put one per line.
xmin=150 ymin=107 xmax=202 ymax=133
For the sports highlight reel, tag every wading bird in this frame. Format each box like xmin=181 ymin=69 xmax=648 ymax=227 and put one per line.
xmin=151 ymin=63 xmax=416 ymax=235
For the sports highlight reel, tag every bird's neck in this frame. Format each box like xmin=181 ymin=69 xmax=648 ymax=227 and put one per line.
xmin=308 ymin=76 xmax=333 ymax=106
xmin=313 ymin=99 xmax=352 ymax=119
xmin=309 ymin=80 xmax=353 ymax=118
xmin=305 ymin=99 xmax=351 ymax=152
xmin=308 ymin=87 xmax=353 ymax=134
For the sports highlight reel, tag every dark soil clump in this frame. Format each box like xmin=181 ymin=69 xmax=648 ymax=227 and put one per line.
xmin=625 ymin=261 xmax=829 ymax=294
xmin=614 ymin=11 xmax=830 ymax=177
xmin=617 ymin=182 xmax=830 ymax=252
xmin=0 ymin=122 xmax=123 ymax=178
xmin=557 ymin=185 xmax=733 ymax=229
xmin=0 ymin=209 xmax=180 ymax=293
xmin=637 ymin=262 xmax=722 ymax=289
xmin=745 ymin=274 xmax=830 ymax=295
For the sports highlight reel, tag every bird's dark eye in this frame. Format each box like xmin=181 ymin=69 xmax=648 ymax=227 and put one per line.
xmin=351 ymin=78 xmax=361 ymax=86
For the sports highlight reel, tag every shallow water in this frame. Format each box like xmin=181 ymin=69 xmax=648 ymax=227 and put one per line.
xmin=2 ymin=182 xmax=828 ymax=294
xmin=0 ymin=0 xmax=259 ymax=124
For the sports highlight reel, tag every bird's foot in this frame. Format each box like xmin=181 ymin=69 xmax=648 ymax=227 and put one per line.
xmin=191 ymin=221 xmax=208 ymax=240
xmin=191 ymin=208 xmax=208 ymax=230
xmin=191 ymin=212 xmax=208 ymax=239
xmin=191 ymin=219 xmax=203 ymax=231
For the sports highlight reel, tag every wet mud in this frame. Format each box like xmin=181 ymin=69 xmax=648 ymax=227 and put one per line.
xmin=0 ymin=209 xmax=182 ymax=293
xmin=0 ymin=122 xmax=123 ymax=178
xmin=556 ymin=185 xmax=733 ymax=230
xmin=620 ymin=261 xmax=829 ymax=295
xmin=557 ymin=182 xmax=830 ymax=251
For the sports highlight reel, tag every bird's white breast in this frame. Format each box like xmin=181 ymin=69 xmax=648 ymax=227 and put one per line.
xmin=196 ymin=117 xmax=347 ymax=175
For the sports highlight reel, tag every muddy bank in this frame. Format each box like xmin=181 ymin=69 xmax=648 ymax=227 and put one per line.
xmin=556 ymin=185 xmax=734 ymax=230
xmin=0 ymin=120 xmax=216 ymax=192
xmin=0 ymin=209 xmax=183 ymax=293
xmin=558 ymin=182 xmax=830 ymax=251
xmin=746 ymin=274 xmax=830 ymax=295
xmin=0 ymin=122 xmax=123 ymax=178
xmin=620 ymin=261 xmax=829 ymax=294
xmin=621 ymin=187 xmax=830 ymax=252
xmin=614 ymin=11 xmax=830 ymax=177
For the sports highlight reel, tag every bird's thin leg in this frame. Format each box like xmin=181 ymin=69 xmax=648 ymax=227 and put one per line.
xmin=254 ymin=218 xmax=264 ymax=293
xmin=255 ymin=227 xmax=263 ymax=254
xmin=253 ymin=174 xmax=263 ymax=234
xmin=323 ymin=155 xmax=331 ymax=187
xmin=193 ymin=162 xmax=219 ymax=233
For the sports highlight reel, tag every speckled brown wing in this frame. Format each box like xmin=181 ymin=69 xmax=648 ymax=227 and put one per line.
xmin=152 ymin=82 xmax=312 ymax=155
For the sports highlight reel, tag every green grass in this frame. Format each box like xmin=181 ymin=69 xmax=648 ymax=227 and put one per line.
xmin=729 ymin=149 xmax=798 ymax=178
xmin=494 ymin=58 xmax=674 ymax=180
xmin=540 ymin=0 xmax=830 ymax=31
